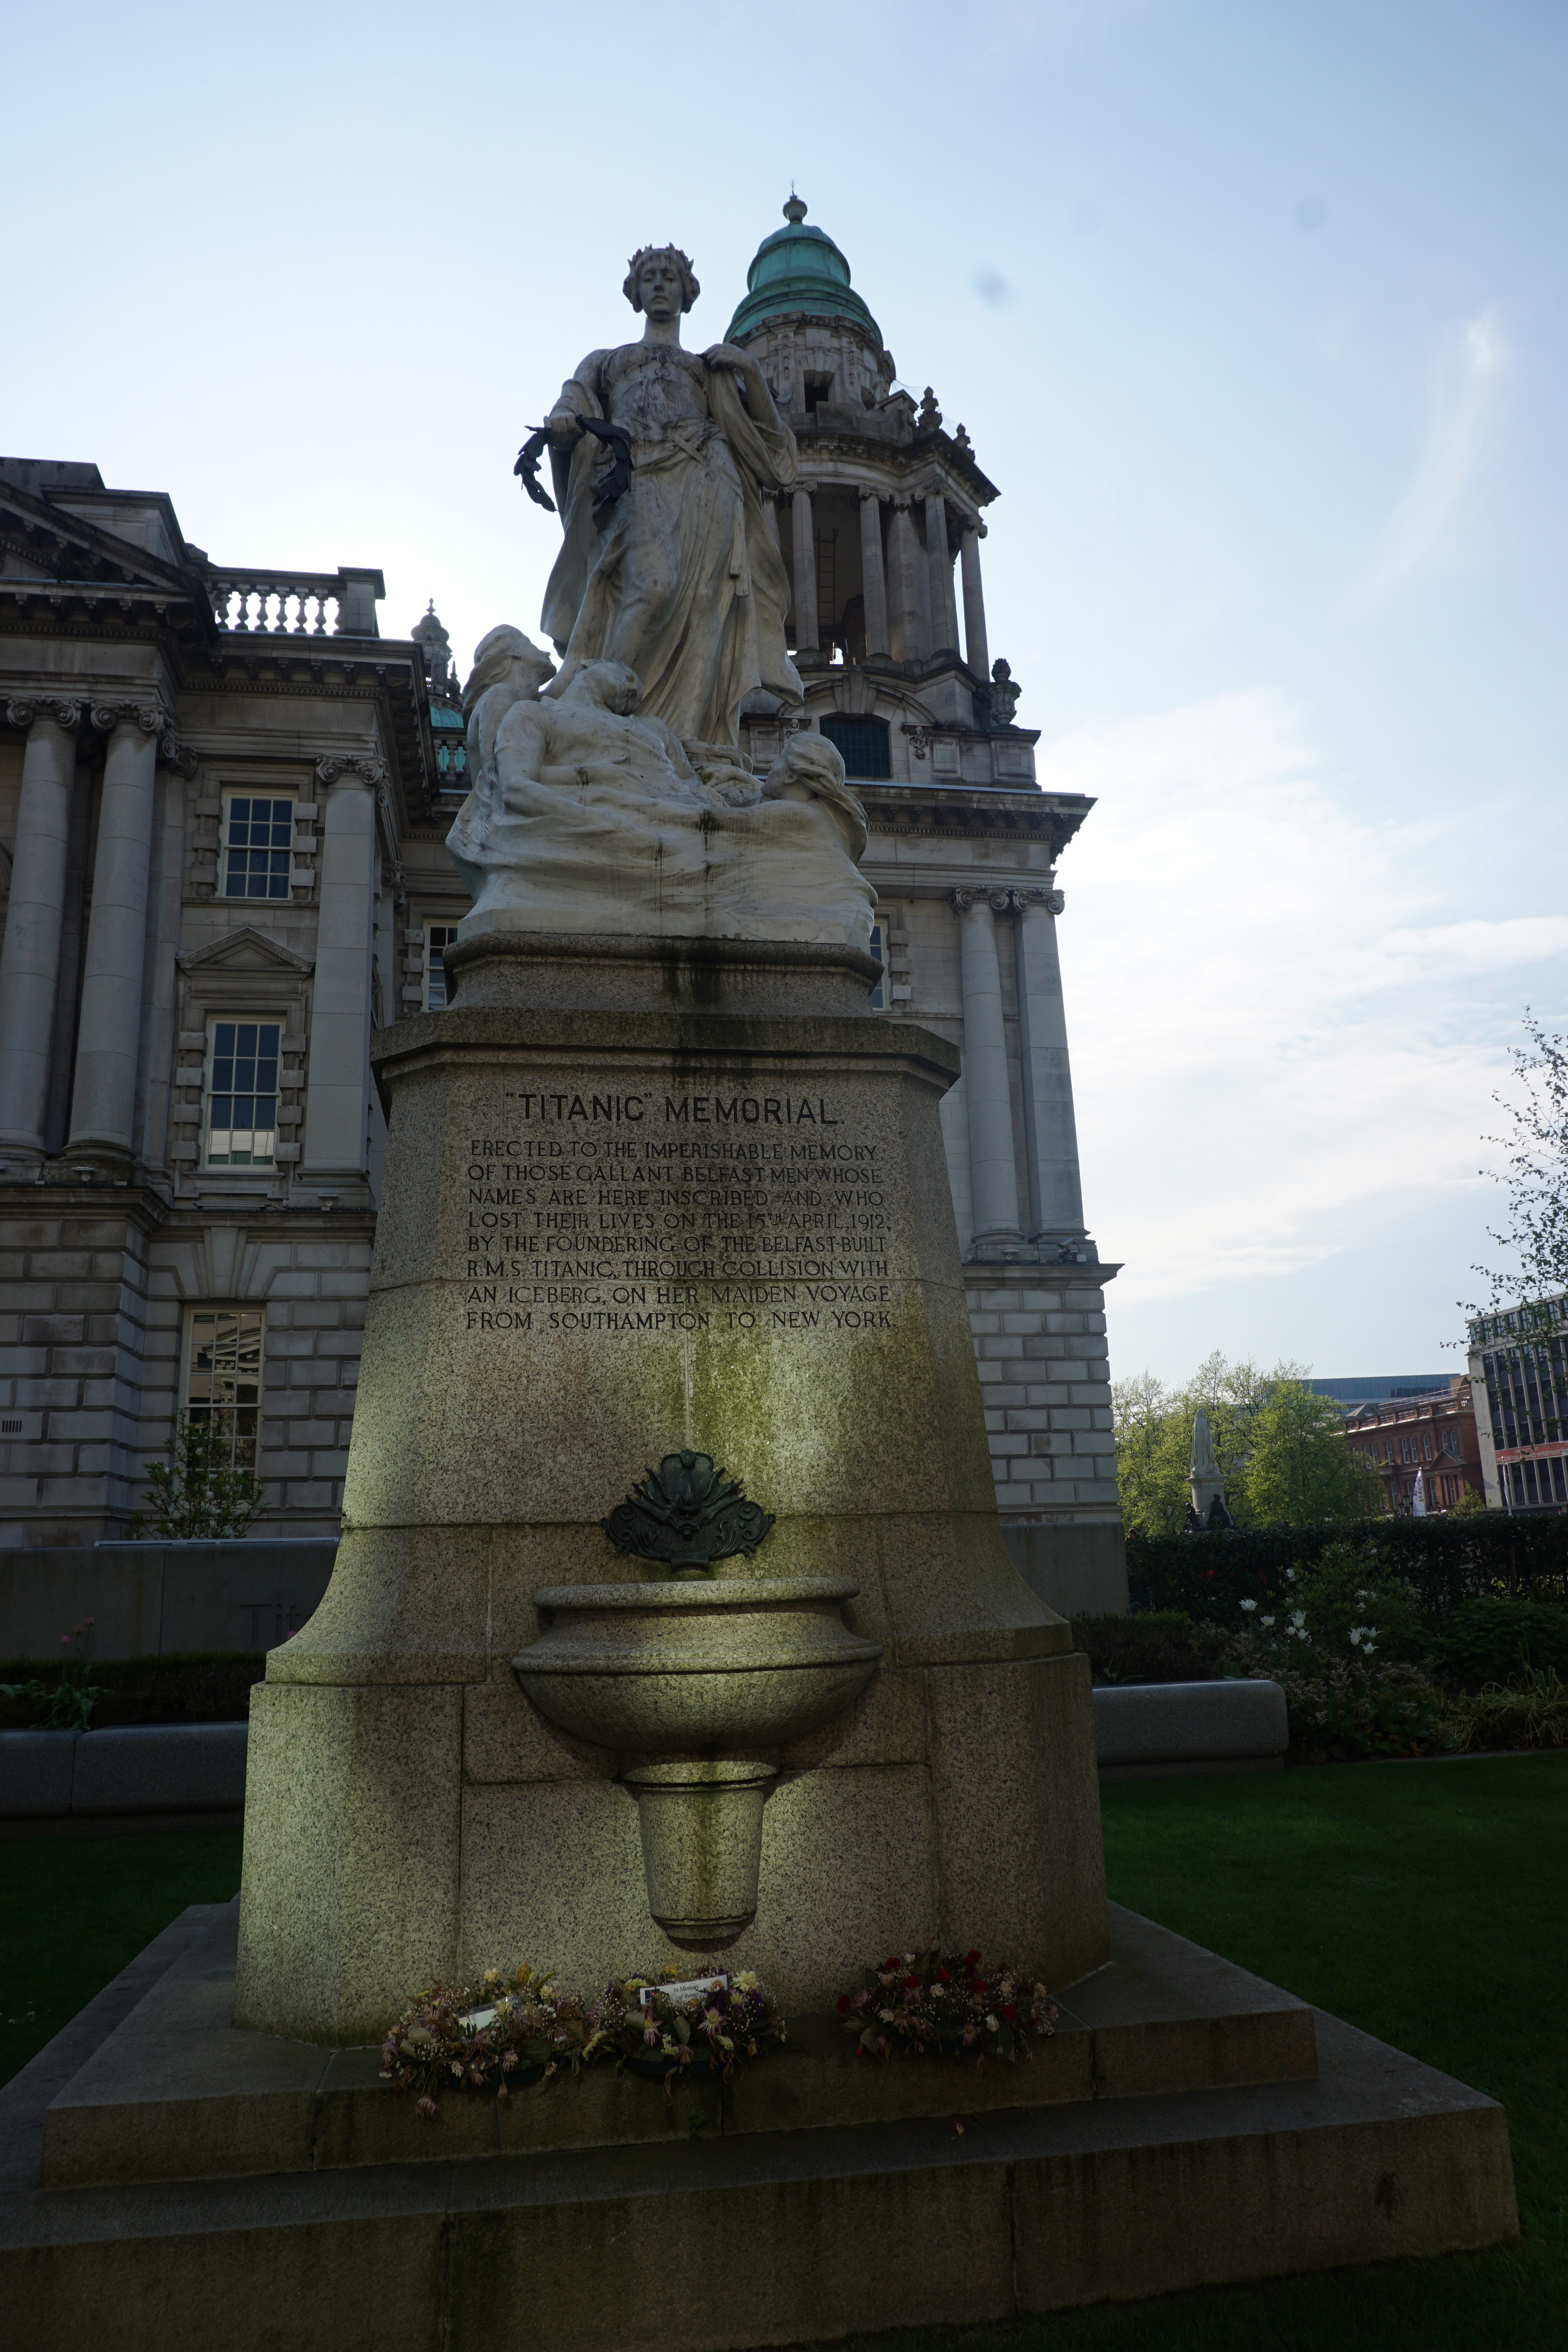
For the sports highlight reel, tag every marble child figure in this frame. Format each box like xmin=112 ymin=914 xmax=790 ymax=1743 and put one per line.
xmin=539 ymin=244 xmax=803 ymax=754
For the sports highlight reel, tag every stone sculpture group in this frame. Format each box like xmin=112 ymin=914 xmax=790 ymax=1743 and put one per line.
xmin=446 ymin=241 xmax=873 ymax=950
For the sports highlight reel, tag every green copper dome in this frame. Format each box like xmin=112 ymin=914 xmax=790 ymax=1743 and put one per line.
xmin=726 ymin=197 xmax=883 ymax=347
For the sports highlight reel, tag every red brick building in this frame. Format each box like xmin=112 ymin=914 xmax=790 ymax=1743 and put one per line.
xmin=1340 ymin=1380 xmax=1485 ymax=1514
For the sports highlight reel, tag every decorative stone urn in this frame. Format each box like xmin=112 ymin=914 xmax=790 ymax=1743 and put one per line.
xmin=513 ymin=1576 xmax=881 ymax=1942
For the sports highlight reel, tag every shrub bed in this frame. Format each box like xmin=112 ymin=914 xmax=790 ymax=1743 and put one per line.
xmin=0 ymin=1653 xmax=265 ymax=1732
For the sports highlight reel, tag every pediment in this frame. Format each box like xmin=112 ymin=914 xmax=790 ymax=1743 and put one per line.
xmin=178 ymin=926 xmax=314 ymax=977
xmin=0 ymin=474 xmax=191 ymax=595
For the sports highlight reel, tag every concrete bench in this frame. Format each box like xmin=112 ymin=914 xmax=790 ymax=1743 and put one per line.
xmin=3 ymin=1688 xmax=1290 ymax=1819
xmin=1093 ymin=1679 xmax=1288 ymax=1777
xmin=0 ymin=1723 xmax=248 ymax=1823
xmin=71 ymin=1724 xmax=249 ymax=1815
xmin=0 ymin=1730 xmax=80 ymax=1818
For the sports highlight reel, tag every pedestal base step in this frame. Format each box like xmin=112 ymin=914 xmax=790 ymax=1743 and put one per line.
xmin=35 ymin=1902 xmax=1318 ymax=2187
xmin=0 ymin=1906 xmax=1516 ymax=2351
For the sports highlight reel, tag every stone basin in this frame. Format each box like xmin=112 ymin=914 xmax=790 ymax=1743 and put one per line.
xmin=512 ymin=1575 xmax=881 ymax=1754
xmin=513 ymin=1576 xmax=882 ymax=1943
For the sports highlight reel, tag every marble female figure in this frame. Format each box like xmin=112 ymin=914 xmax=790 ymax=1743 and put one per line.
xmin=540 ymin=245 xmax=803 ymax=752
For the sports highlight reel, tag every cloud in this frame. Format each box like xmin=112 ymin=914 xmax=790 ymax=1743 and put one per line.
xmin=1042 ymin=691 xmax=1552 ymax=1306
xmin=1356 ymin=307 xmax=1514 ymax=607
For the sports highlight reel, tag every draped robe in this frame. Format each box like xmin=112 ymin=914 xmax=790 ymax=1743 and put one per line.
xmin=539 ymin=341 xmax=802 ymax=751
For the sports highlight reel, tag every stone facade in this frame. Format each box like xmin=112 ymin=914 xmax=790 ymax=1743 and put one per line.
xmin=0 ymin=202 xmax=1123 ymax=1608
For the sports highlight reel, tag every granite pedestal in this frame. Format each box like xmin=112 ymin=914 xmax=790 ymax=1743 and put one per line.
xmin=236 ymin=938 xmax=1109 ymax=2043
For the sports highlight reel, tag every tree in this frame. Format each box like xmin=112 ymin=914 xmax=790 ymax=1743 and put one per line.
xmin=1111 ymin=1372 xmax=1189 ymax=1537
xmin=1471 ymin=1010 xmax=1568 ymax=1312
xmin=1243 ymin=1379 xmax=1382 ymax=1525
xmin=134 ymin=1415 xmax=265 ymax=1541
xmin=1114 ymin=1356 xmax=1380 ymax=1534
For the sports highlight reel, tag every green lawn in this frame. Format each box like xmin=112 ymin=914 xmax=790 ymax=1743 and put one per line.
xmin=826 ymin=1753 xmax=1568 ymax=2352
xmin=0 ymin=1829 xmax=242 ymax=2090
xmin=0 ymin=1764 xmax=1562 ymax=2349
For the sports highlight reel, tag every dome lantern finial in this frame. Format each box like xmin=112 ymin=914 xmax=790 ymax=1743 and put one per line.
xmin=727 ymin=197 xmax=883 ymax=349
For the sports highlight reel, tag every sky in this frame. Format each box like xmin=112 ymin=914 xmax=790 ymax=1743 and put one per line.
xmin=5 ymin=0 xmax=1565 ymax=1386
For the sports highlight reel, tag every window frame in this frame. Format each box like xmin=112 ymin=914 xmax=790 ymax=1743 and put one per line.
xmin=424 ymin=923 xmax=462 ymax=1012
xmin=867 ymin=921 xmax=887 ymax=1012
xmin=820 ymin=711 xmax=891 ymax=782
xmin=219 ymin=789 xmax=297 ymax=903
xmin=202 ymin=1014 xmax=283 ymax=1170
xmin=180 ymin=1304 xmax=265 ymax=1470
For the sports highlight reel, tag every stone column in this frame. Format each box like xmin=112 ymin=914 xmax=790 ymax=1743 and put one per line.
xmin=924 ymin=492 xmax=960 ymax=654
xmin=65 ymin=702 xmax=166 ymax=1169
xmin=133 ymin=755 xmax=194 ymax=1170
xmin=952 ymin=888 xmax=1022 ymax=1244
xmin=301 ymin=757 xmax=381 ymax=1186
xmin=960 ymin=527 xmax=990 ymax=680
xmin=1015 ymin=887 xmax=1086 ymax=1239
xmin=887 ymin=500 xmax=929 ymax=664
xmin=0 ymin=701 xmax=80 ymax=1157
xmin=790 ymin=485 xmax=819 ymax=655
xmin=858 ymin=489 xmax=889 ymax=657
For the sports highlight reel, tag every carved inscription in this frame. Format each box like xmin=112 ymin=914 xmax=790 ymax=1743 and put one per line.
xmin=459 ymin=1086 xmax=893 ymax=1338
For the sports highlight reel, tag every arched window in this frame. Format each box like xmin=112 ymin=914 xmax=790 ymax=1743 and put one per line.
xmin=820 ymin=713 xmax=890 ymax=781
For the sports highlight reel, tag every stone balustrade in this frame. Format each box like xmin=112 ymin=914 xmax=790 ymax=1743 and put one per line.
xmin=209 ymin=572 xmax=343 ymax=635
xmin=207 ymin=566 xmax=383 ymax=639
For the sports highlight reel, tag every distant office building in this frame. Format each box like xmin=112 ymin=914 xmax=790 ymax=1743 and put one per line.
xmin=1340 ymin=1379 xmax=1484 ymax=1515
xmin=1307 ymin=1376 xmax=1449 ymax=1407
xmin=1466 ymin=1292 xmax=1568 ymax=1513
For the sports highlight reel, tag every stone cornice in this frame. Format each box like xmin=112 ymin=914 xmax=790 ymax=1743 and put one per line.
xmin=858 ymin=784 xmax=1090 ymax=857
xmin=960 ymin=1254 xmax=1121 ymax=1288
xmin=784 ymin=429 xmax=998 ymax=508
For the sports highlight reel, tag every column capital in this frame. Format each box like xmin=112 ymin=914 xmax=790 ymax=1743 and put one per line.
xmin=857 ymin=485 xmax=882 ymax=506
xmin=6 ymin=695 xmax=85 ymax=733
xmin=1013 ymin=886 xmax=1065 ymax=916
xmin=951 ymin=886 xmax=1012 ymax=915
xmin=90 ymin=699 xmax=168 ymax=737
xmin=316 ymin=754 xmax=387 ymax=791
xmin=158 ymin=729 xmax=198 ymax=779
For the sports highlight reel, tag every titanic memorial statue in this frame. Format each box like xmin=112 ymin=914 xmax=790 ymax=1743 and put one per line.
xmin=446 ymin=244 xmax=873 ymax=948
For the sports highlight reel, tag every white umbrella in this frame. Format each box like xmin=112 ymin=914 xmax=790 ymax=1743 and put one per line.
xmin=1411 ymin=1467 xmax=1427 ymax=1517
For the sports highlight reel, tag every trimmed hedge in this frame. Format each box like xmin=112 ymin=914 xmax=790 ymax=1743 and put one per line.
xmin=1127 ymin=1511 xmax=1568 ymax=1628
xmin=0 ymin=1652 xmax=265 ymax=1731
xmin=1070 ymin=1613 xmax=1227 ymax=1686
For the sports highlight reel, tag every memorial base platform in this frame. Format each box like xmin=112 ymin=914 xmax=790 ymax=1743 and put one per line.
xmin=0 ymin=1901 xmax=1516 ymax=2349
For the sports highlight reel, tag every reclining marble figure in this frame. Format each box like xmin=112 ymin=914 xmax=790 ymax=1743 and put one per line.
xmin=445 ymin=655 xmax=876 ymax=950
